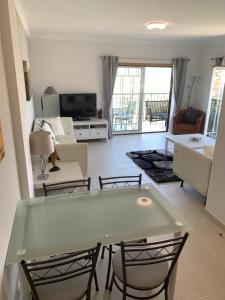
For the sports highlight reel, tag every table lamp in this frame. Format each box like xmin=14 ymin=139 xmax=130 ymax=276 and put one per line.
xmin=30 ymin=131 xmax=54 ymax=180
xmin=41 ymin=86 xmax=58 ymax=118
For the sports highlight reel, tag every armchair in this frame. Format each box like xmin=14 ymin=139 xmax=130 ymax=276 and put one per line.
xmin=172 ymin=109 xmax=204 ymax=135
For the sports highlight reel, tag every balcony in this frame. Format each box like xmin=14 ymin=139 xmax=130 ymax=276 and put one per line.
xmin=112 ymin=93 xmax=170 ymax=133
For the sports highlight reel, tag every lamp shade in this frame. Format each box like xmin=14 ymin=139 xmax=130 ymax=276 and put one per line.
xmin=43 ymin=86 xmax=58 ymax=95
xmin=30 ymin=131 xmax=54 ymax=155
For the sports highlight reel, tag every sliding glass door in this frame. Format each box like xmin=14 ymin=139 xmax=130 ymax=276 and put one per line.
xmin=112 ymin=66 xmax=143 ymax=133
xmin=112 ymin=65 xmax=172 ymax=134
xmin=143 ymin=67 xmax=172 ymax=133
xmin=205 ymin=67 xmax=225 ymax=139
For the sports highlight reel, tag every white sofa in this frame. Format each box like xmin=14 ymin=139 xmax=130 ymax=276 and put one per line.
xmin=33 ymin=117 xmax=88 ymax=176
xmin=34 ymin=117 xmax=76 ymax=144
xmin=173 ymin=143 xmax=213 ymax=197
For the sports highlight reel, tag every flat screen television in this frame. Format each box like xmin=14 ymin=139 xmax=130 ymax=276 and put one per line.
xmin=59 ymin=93 xmax=97 ymax=120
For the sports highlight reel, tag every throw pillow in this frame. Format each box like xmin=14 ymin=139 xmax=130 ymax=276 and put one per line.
xmin=183 ymin=107 xmax=199 ymax=124
xmin=41 ymin=121 xmax=56 ymax=143
xmin=43 ymin=117 xmax=65 ymax=136
xmin=33 ymin=119 xmax=43 ymax=132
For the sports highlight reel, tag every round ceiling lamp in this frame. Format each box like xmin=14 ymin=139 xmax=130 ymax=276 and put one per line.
xmin=145 ymin=21 xmax=168 ymax=30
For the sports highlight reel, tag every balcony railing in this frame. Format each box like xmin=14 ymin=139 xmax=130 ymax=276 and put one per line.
xmin=112 ymin=93 xmax=170 ymax=132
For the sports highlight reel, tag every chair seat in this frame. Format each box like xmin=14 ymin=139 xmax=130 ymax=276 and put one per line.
xmin=36 ymin=273 xmax=88 ymax=300
xmin=112 ymin=249 xmax=169 ymax=290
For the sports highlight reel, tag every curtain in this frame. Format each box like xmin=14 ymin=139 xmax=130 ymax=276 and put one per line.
xmin=215 ymin=56 xmax=225 ymax=66
xmin=172 ymin=57 xmax=189 ymax=112
xmin=102 ymin=56 xmax=119 ymax=139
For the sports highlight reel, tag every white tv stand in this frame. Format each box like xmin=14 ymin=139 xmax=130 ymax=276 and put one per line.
xmin=73 ymin=119 xmax=108 ymax=141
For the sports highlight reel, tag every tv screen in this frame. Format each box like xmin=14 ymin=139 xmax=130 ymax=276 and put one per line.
xmin=59 ymin=93 xmax=97 ymax=120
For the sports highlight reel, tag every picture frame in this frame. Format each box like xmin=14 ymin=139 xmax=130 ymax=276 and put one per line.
xmin=0 ymin=120 xmax=5 ymax=162
xmin=23 ymin=60 xmax=32 ymax=101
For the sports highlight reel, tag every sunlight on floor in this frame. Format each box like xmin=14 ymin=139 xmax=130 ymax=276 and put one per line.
xmin=142 ymin=120 xmax=166 ymax=133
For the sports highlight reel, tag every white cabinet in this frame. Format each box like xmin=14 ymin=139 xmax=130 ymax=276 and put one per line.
xmin=73 ymin=119 xmax=108 ymax=141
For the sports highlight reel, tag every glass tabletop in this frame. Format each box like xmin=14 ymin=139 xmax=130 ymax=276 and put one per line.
xmin=6 ymin=184 xmax=191 ymax=264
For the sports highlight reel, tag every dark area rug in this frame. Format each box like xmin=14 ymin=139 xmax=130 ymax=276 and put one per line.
xmin=126 ymin=149 xmax=181 ymax=183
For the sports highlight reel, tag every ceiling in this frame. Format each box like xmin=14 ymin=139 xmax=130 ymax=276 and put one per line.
xmin=17 ymin=0 xmax=225 ymax=42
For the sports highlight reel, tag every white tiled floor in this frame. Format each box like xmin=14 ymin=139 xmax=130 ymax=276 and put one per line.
xmin=86 ymin=133 xmax=225 ymax=300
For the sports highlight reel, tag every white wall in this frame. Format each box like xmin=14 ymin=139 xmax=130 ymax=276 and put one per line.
xmin=0 ymin=32 xmax=20 ymax=299
xmin=29 ymin=38 xmax=201 ymax=117
xmin=0 ymin=2 xmax=35 ymax=299
xmin=16 ymin=14 xmax=35 ymax=131
xmin=0 ymin=0 xmax=34 ymax=198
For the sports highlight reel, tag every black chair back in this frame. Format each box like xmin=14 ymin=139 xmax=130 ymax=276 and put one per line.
xmin=43 ymin=178 xmax=91 ymax=196
xmin=99 ymin=174 xmax=142 ymax=189
xmin=21 ymin=243 xmax=101 ymax=300
xmin=119 ymin=233 xmax=189 ymax=298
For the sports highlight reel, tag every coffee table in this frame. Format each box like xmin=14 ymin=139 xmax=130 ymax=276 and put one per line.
xmin=164 ymin=133 xmax=215 ymax=154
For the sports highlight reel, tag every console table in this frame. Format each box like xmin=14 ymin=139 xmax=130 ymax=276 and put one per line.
xmin=73 ymin=119 xmax=108 ymax=141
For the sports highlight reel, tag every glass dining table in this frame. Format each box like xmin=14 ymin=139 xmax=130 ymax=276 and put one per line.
xmin=6 ymin=184 xmax=191 ymax=298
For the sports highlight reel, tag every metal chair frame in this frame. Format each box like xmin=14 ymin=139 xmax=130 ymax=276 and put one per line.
xmin=99 ymin=175 xmax=142 ymax=190
xmin=109 ymin=233 xmax=189 ymax=300
xmin=98 ymin=174 xmax=143 ymax=289
xmin=43 ymin=178 xmax=91 ymax=196
xmin=21 ymin=243 xmax=101 ymax=300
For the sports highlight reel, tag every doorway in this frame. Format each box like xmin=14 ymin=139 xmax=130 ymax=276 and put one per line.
xmin=112 ymin=64 xmax=172 ymax=134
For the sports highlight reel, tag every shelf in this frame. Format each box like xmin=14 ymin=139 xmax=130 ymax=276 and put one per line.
xmin=73 ymin=119 xmax=108 ymax=141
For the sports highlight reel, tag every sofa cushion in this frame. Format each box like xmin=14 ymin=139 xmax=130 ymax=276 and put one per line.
xmin=56 ymin=135 xmax=77 ymax=144
xmin=41 ymin=121 xmax=57 ymax=143
xmin=33 ymin=119 xmax=43 ymax=132
xmin=43 ymin=117 xmax=65 ymax=136
xmin=60 ymin=117 xmax=74 ymax=136
xmin=183 ymin=107 xmax=199 ymax=124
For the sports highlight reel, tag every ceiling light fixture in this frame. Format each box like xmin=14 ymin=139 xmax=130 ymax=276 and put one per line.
xmin=145 ymin=21 xmax=168 ymax=30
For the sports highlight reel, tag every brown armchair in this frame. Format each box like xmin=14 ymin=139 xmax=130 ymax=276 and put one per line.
xmin=172 ymin=109 xmax=204 ymax=135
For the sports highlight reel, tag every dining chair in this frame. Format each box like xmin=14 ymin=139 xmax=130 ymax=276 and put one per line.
xmin=43 ymin=178 xmax=91 ymax=196
xmin=21 ymin=242 xmax=101 ymax=300
xmin=98 ymin=174 xmax=145 ymax=290
xmin=99 ymin=174 xmax=142 ymax=189
xmin=109 ymin=233 xmax=189 ymax=300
